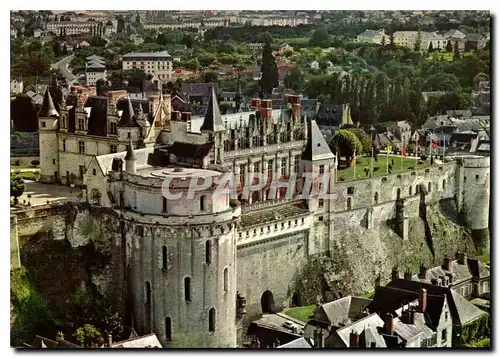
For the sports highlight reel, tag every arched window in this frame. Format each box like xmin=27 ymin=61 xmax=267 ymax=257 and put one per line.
xmin=347 ymin=197 xmax=352 ymax=210
xmin=223 ymin=268 xmax=229 ymax=293
xmin=162 ymin=246 xmax=168 ymax=269
xmin=374 ymin=192 xmax=379 ymax=204
xmin=165 ymin=317 xmax=172 ymax=342
xmin=200 ymin=195 xmax=206 ymax=211
xmin=209 ymin=308 xmax=216 ymax=332
xmin=396 ymin=188 xmax=401 ymax=200
xmin=145 ymin=281 xmax=151 ymax=305
xmin=428 ymin=182 xmax=432 ymax=192
xmin=409 ymin=186 xmax=412 ymax=196
xmin=184 ymin=277 xmax=191 ymax=302
xmin=442 ymin=179 xmax=446 ymax=189
xmin=205 ymin=240 xmax=212 ymax=265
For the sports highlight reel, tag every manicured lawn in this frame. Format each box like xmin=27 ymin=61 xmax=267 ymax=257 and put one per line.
xmin=359 ymin=290 xmax=374 ymax=299
xmin=283 ymin=304 xmax=315 ymax=323
xmin=278 ymin=37 xmax=310 ymax=45
xmin=336 ymin=154 xmax=431 ymax=182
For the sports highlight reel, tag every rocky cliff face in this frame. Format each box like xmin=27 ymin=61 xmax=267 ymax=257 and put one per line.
xmin=294 ymin=198 xmax=477 ymax=304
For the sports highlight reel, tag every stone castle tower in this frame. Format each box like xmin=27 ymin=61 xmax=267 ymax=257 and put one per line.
xmin=38 ymin=89 xmax=60 ymax=183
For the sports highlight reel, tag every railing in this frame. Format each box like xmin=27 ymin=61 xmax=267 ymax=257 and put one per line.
xmin=224 ymin=140 xmax=306 ymax=159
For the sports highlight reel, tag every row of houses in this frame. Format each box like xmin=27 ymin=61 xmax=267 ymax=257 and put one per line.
xmin=251 ymin=252 xmax=489 ymax=348
xmin=356 ymin=28 xmax=487 ymax=51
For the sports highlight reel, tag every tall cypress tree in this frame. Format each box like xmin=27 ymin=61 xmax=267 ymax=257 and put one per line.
xmin=259 ymin=41 xmax=278 ymax=98
xmin=453 ymin=41 xmax=461 ymax=60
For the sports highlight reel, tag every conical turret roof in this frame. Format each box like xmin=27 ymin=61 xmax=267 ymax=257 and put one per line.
xmin=118 ymin=97 xmax=140 ymax=127
xmin=200 ymin=86 xmax=225 ymax=132
xmin=38 ymin=89 xmax=59 ymax=118
xmin=302 ymin=118 xmax=335 ymax=161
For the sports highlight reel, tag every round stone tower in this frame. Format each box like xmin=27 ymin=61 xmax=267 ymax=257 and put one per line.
xmin=457 ymin=155 xmax=490 ymax=253
xmin=118 ymin=166 xmax=240 ymax=348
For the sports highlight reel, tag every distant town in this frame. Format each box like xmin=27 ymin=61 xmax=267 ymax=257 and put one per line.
xmin=10 ymin=10 xmax=490 ymax=349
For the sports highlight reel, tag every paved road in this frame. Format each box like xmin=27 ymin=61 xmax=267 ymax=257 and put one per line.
xmin=51 ymin=54 xmax=77 ymax=82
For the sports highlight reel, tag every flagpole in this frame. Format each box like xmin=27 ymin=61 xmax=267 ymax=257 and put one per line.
xmin=400 ymin=140 xmax=403 ymax=172
xmin=353 ymin=150 xmax=356 ymax=179
xmin=370 ymin=146 xmax=374 ymax=177
xmin=335 ymin=151 xmax=338 ymax=183
xmin=386 ymin=146 xmax=389 ymax=174
xmin=443 ymin=134 xmax=446 ymax=160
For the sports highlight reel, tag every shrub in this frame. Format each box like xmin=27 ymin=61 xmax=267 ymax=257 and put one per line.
xmin=408 ymin=166 xmax=415 ymax=170
xmin=31 ymin=159 xmax=40 ymax=167
xmin=14 ymin=159 xmax=21 ymax=167
xmin=420 ymin=154 xmax=427 ymax=160
xmin=418 ymin=161 xmax=424 ymax=165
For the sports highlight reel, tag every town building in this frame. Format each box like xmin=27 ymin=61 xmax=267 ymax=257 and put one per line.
xmin=46 ymin=21 xmax=112 ymax=36
xmin=393 ymin=31 xmax=419 ymax=49
xmin=122 ymin=51 xmax=173 ymax=80
xmin=85 ymin=55 xmax=107 ymax=86
xmin=356 ymin=29 xmax=387 ymax=44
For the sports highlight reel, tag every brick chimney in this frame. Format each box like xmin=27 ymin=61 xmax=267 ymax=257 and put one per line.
xmin=418 ymin=264 xmax=428 ymax=280
xmin=251 ymin=98 xmax=261 ymax=111
xmin=418 ymin=288 xmax=427 ymax=313
xmin=107 ymin=333 xmax=113 ymax=348
xmin=349 ymin=331 xmax=359 ymax=348
xmin=56 ymin=331 xmax=64 ymax=342
xmin=391 ymin=266 xmax=399 ymax=281
xmin=443 ymin=254 xmax=452 ymax=271
xmin=260 ymin=99 xmax=273 ymax=120
xmin=384 ymin=313 xmax=394 ymax=335
xmin=313 ymin=329 xmax=324 ymax=348
xmin=459 ymin=252 xmax=467 ymax=266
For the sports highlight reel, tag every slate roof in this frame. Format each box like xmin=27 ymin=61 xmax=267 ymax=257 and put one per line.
xmin=358 ymin=326 xmax=387 ymax=347
xmin=168 ymin=141 xmax=213 ymax=160
xmin=317 ymin=296 xmax=372 ymax=327
xmin=93 ymin=146 xmax=156 ymax=175
xmin=335 ymin=313 xmax=386 ymax=347
xmin=278 ymin=337 xmax=313 ymax=348
xmin=450 ymin=290 xmax=488 ymax=325
xmin=200 ymin=86 xmax=225 ymax=132
xmin=467 ymin=258 xmax=490 ymax=279
xmin=412 ymin=259 xmax=472 ymax=286
xmin=302 ymin=119 xmax=335 ymax=161
xmin=109 ymin=333 xmax=163 ymax=348
xmin=181 ymin=82 xmax=218 ymax=98
xmin=38 ymin=89 xmax=59 ymax=118
xmin=29 ymin=336 xmax=82 ymax=348
xmin=387 ymin=279 xmax=486 ymax=327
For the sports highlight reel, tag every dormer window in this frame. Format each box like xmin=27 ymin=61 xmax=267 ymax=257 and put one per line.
xmin=41 ymin=121 xmax=46 ymax=128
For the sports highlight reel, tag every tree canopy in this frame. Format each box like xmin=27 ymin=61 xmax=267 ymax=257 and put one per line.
xmin=330 ymin=129 xmax=363 ymax=167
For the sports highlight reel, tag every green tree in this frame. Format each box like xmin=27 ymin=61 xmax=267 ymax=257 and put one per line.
xmin=284 ymin=67 xmax=305 ymax=92
xmin=96 ymin=79 xmax=106 ymax=94
xmin=329 ymin=129 xmax=363 ymax=168
xmin=348 ymin=128 xmax=372 ymax=155
xmin=428 ymin=41 xmax=434 ymax=53
xmin=10 ymin=172 xmax=25 ymax=205
xmin=443 ymin=40 xmax=452 ymax=52
xmin=202 ymin=71 xmax=218 ymax=83
xmin=389 ymin=32 xmax=395 ymax=49
xmin=74 ymin=324 xmax=103 ymax=348
xmin=309 ymin=26 xmax=331 ymax=48
xmin=453 ymin=41 xmax=461 ymax=60
xmin=259 ymin=41 xmax=279 ymax=97
xmin=123 ymin=68 xmax=147 ymax=89
xmin=414 ymin=31 xmax=422 ymax=52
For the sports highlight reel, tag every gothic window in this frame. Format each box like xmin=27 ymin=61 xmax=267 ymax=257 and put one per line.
xmin=209 ymin=308 xmax=216 ymax=332
xmin=267 ymin=160 xmax=273 ymax=178
xmin=205 ymin=240 xmax=212 ymax=265
xmin=200 ymin=195 xmax=206 ymax=211
xmin=78 ymin=117 xmax=84 ymax=131
xmin=165 ymin=317 xmax=172 ymax=342
xmin=184 ymin=277 xmax=191 ymax=302
xmin=223 ymin=268 xmax=229 ymax=293
xmin=163 ymin=198 xmax=167 ymax=212
xmin=252 ymin=136 xmax=258 ymax=147
xmin=162 ymin=246 xmax=168 ymax=269
xmin=145 ymin=281 xmax=151 ymax=305
xmin=62 ymin=139 xmax=66 ymax=152
xmin=281 ymin=158 xmax=287 ymax=176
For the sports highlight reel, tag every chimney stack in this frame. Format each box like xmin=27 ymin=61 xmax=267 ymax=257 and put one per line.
xmin=384 ymin=313 xmax=394 ymax=335
xmin=349 ymin=331 xmax=359 ymax=348
xmin=56 ymin=331 xmax=64 ymax=342
xmin=404 ymin=270 xmax=412 ymax=281
xmin=259 ymin=99 xmax=273 ymax=120
xmin=459 ymin=252 xmax=467 ymax=266
xmin=419 ymin=288 xmax=427 ymax=313
xmin=391 ymin=266 xmax=399 ymax=281
xmin=443 ymin=254 xmax=452 ymax=271
xmin=107 ymin=333 xmax=112 ymax=348
xmin=251 ymin=98 xmax=261 ymax=111
xmin=418 ymin=264 xmax=428 ymax=280
xmin=288 ymin=94 xmax=301 ymax=121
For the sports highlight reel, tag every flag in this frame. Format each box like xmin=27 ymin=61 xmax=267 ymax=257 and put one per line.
xmin=431 ymin=142 xmax=438 ymax=149
xmin=387 ymin=144 xmax=392 ymax=153
xmin=401 ymin=142 xmax=407 ymax=157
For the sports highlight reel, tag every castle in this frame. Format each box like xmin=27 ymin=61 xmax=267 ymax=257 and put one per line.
xmin=36 ymin=87 xmax=490 ymax=348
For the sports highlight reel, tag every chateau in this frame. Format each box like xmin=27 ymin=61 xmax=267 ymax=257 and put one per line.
xmin=36 ymin=86 xmax=490 ymax=348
